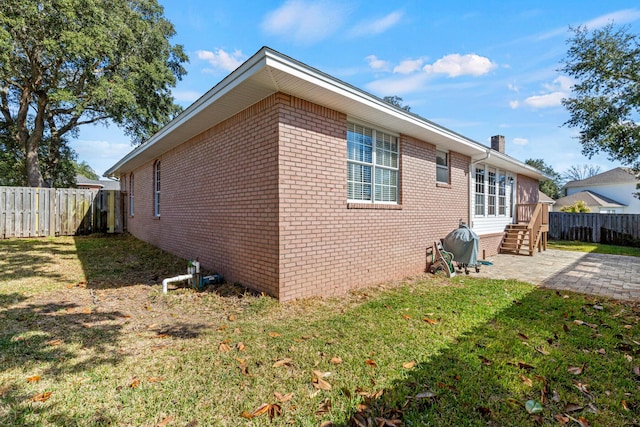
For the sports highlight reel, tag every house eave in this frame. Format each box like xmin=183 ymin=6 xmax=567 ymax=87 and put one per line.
xmin=105 ymin=47 xmax=535 ymax=179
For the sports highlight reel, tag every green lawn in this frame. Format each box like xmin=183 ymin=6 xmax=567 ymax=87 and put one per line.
xmin=548 ymin=240 xmax=640 ymax=257
xmin=0 ymin=235 xmax=638 ymax=426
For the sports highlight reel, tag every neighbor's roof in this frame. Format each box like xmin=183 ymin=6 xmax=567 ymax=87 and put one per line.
xmin=554 ymin=190 xmax=627 ymax=209
xmin=104 ymin=47 xmax=545 ymax=180
xmin=538 ymin=190 xmax=555 ymax=204
xmin=76 ymin=174 xmax=120 ymax=190
xmin=564 ymin=167 xmax=637 ymax=188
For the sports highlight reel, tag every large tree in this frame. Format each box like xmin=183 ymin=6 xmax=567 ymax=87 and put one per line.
xmin=562 ymin=164 xmax=601 ymax=182
xmin=560 ymin=24 xmax=640 ymax=171
xmin=525 ymin=158 xmax=562 ymax=199
xmin=0 ymin=0 xmax=188 ymax=187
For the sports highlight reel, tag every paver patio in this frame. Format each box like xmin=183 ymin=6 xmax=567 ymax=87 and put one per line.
xmin=474 ymin=249 xmax=640 ymax=301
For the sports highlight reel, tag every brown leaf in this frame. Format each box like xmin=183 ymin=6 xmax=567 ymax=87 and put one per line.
xmin=312 ymin=377 xmax=332 ymax=391
xmin=402 ymin=314 xmax=411 ymax=320
xmin=520 ymin=375 xmax=533 ymax=387
xmin=518 ymin=361 xmax=535 ymax=371
xmin=218 ymin=342 xmax=231 ymax=352
xmin=272 ymin=358 xmax=292 ymax=368
xmin=596 ymin=348 xmax=606 ymax=355
xmin=423 ymin=317 xmax=438 ymax=325
xmin=238 ymin=362 xmax=249 ymax=376
xmin=228 ymin=315 xmax=235 ymax=321
xmin=365 ymin=359 xmax=377 ymax=368
xmin=564 ymin=403 xmax=584 ymax=412
xmin=251 ymin=403 xmax=270 ymax=417
xmin=157 ymin=415 xmax=175 ymax=426
xmin=330 ymin=356 xmax=343 ymax=365
xmin=274 ymin=391 xmax=293 ymax=402
xmin=535 ymin=346 xmax=550 ymax=355
xmin=632 ymin=366 xmax=640 ymax=376
xmin=437 ymin=382 xmax=456 ymax=391
xmin=517 ymin=332 xmax=529 ymax=340
xmin=236 ymin=342 xmax=246 ymax=351
xmin=567 ymin=363 xmax=585 ymax=375
xmin=479 ymin=355 xmax=492 ymax=366
xmin=319 ymin=422 xmax=335 ymax=427
xmin=31 ymin=391 xmax=52 ymax=402
xmin=268 ymin=332 xmax=281 ymax=338
xmin=555 ymin=414 xmax=570 ymax=424
xmin=130 ymin=377 xmax=141 ymax=388
xmin=402 ymin=361 xmax=416 ymax=369
xmin=217 ymin=324 xmax=227 ymax=331
xmin=26 ymin=375 xmax=41 ymax=383
xmin=622 ymin=400 xmax=630 ymax=411
xmin=316 ymin=398 xmax=331 ymax=414
xmin=572 ymin=381 xmax=594 ymax=400
xmin=240 ymin=411 xmax=254 ymax=419
xmin=563 ymin=324 xmax=570 ymax=332
xmin=147 ymin=376 xmax=164 ymax=383
xmin=81 ymin=307 xmax=92 ymax=314
xmin=45 ymin=339 xmax=63 ymax=346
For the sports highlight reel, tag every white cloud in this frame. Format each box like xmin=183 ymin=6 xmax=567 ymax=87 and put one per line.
xmin=261 ymin=0 xmax=348 ymax=44
xmin=509 ymin=100 xmax=520 ymax=109
xmin=512 ymin=137 xmax=529 ymax=146
xmin=349 ymin=10 xmax=403 ymax=37
xmin=507 ymin=83 xmax=519 ymax=92
xmin=197 ymin=49 xmax=246 ymax=72
xmin=365 ymin=55 xmax=390 ymax=71
xmin=172 ymin=90 xmax=203 ymax=103
xmin=393 ymin=58 xmax=423 ymax=74
xmin=522 ymin=75 xmax=573 ymax=109
xmin=423 ymin=54 xmax=496 ymax=77
xmin=583 ymin=8 xmax=640 ymax=29
xmin=524 ymin=92 xmax=565 ymax=108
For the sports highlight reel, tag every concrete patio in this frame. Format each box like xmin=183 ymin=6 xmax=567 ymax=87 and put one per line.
xmin=473 ymin=249 xmax=640 ymax=301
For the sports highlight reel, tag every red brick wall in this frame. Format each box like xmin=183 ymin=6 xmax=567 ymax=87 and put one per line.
xmin=124 ymin=93 xmax=472 ymax=300
xmin=124 ymin=95 xmax=281 ymax=295
xmin=277 ymin=95 xmax=469 ymax=300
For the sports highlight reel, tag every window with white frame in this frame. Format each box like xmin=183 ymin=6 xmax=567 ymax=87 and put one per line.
xmin=436 ymin=149 xmax=449 ymax=183
xmin=487 ymin=168 xmax=496 ymax=215
xmin=475 ymin=165 xmax=512 ymax=218
xmin=153 ymin=161 xmax=160 ymax=217
xmin=347 ymin=122 xmax=399 ymax=203
xmin=475 ymin=166 xmax=485 ymax=215
xmin=129 ymin=173 xmax=135 ymax=216
xmin=498 ymin=171 xmax=506 ymax=215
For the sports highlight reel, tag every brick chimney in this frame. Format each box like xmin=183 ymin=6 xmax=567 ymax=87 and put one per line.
xmin=491 ymin=135 xmax=505 ymax=153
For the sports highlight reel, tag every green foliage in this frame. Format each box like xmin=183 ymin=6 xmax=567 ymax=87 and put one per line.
xmin=561 ymin=25 xmax=640 ymax=171
xmin=525 ymin=158 xmax=562 ymax=199
xmin=560 ymin=200 xmax=591 ymax=213
xmin=0 ymin=0 xmax=188 ymax=186
xmin=74 ymin=161 xmax=99 ymax=181
xmin=383 ymin=95 xmax=411 ymax=112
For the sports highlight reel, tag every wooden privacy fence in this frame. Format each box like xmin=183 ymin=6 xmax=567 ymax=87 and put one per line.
xmin=549 ymin=212 xmax=640 ymax=246
xmin=0 ymin=187 xmax=123 ymax=238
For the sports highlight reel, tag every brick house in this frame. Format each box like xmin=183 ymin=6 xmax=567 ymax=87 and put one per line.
xmin=105 ymin=47 xmax=546 ymax=301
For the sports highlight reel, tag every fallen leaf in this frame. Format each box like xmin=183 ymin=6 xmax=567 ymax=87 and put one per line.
xmin=402 ymin=314 xmax=411 ymax=320
xmin=555 ymin=414 xmax=570 ymax=424
xmin=593 ymin=305 xmax=603 ymax=310
xmin=520 ymin=375 xmax=533 ymax=387
xmin=330 ymin=356 xmax=343 ymax=365
xmin=572 ymin=381 xmax=594 ymax=400
xmin=31 ymin=391 xmax=52 ymax=402
xmin=268 ymin=332 xmax=281 ymax=338
xmin=524 ymin=399 xmax=543 ymax=414
xmin=518 ymin=332 xmax=529 ymax=340
xmin=437 ymin=382 xmax=456 ymax=391
xmin=81 ymin=307 xmax=92 ymax=314
xmin=423 ymin=317 xmax=438 ymax=325
xmin=274 ymin=391 xmax=293 ymax=402
xmin=365 ymin=359 xmax=377 ymax=368
xmin=632 ymin=366 xmax=640 ymax=376
xmin=316 ymin=398 xmax=331 ymax=414
xmin=217 ymin=325 xmax=227 ymax=331
xmin=479 ymin=355 xmax=492 ymax=366
xmin=319 ymin=422 xmax=335 ymax=427
xmin=238 ymin=362 xmax=249 ymax=375
xmin=218 ymin=342 xmax=231 ymax=352
xmin=567 ymin=364 xmax=585 ymax=375
xmin=228 ymin=315 xmax=235 ymax=321
xmin=312 ymin=372 xmax=332 ymax=391
xmin=402 ymin=361 xmax=416 ymax=369
xmin=518 ymin=361 xmax=535 ymax=371
xmin=130 ymin=377 xmax=141 ymax=388
xmin=157 ymin=415 xmax=174 ymax=426
xmin=243 ymin=403 xmax=281 ymax=421
xmin=147 ymin=376 xmax=164 ymax=383
xmin=564 ymin=403 xmax=584 ymax=412
xmin=45 ymin=339 xmax=63 ymax=346
xmin=535 ymin=346 xmax=550 ymax=355
xmin=596 ymin=348 xmax=606 ymax=355
xmin=26 ymin=375 xmax=41 ymax=383
xmin=272 ymin=358 xmax=292 ymax=368
xmin=622 ymin=400 xmax=629 ymax=411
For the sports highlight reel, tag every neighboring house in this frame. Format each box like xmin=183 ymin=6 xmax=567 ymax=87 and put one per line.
xmin=555 ymin=167 xmax=639 ymax=213
xmin=105 ymin=47 xmax=546 ymax=301
xmin=76 ymin=174 xmax=120 ymax=191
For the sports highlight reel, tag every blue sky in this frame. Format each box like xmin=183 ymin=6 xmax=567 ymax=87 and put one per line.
xmin=75 ymin=0 xmax=640 ymax=178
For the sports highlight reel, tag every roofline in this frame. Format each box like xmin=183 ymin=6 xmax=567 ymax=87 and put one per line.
xmin=104 ymin=47 xmax=543 ymax=180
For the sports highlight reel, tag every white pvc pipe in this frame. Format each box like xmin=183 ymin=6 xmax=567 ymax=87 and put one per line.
xmin=162 ymin=274 xmax=193 ymax=294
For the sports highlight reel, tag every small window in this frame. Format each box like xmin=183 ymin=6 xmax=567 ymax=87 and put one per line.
xmin=475 ymin=167 xmax=485 ymax=216
xmin=129 ymin=173 xmax=135 ymax=216
xmin=436 ymin=150 xmax=449 ymax=183
xmin=153 ymin=161 xmax=160 ymax=217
